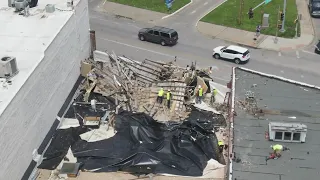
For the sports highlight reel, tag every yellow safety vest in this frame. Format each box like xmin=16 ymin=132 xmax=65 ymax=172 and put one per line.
xmin=218 ymin=141 xmax=224 ymax=146
xmin=213 ymin=89 xmax=218 ymax=96
xmin=273 ymin=144 xmax=283 ymax=151
xmin=199 ymin=88 xmax=203 ymax=97
xmin=166 ymin=92 xmax=171 ymax=100
xmin=158 ymin=89 xmax=164 ymax=96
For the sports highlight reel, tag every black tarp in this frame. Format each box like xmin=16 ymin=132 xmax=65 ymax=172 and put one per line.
xmin=38 ymin=110 xmax=221 ymax=176
xmin=37 ymin=127 xmax=87 ymax=170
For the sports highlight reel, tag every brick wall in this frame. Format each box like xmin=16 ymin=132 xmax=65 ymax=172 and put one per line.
xmin=0 ymin=0 xmax=90 ymax=179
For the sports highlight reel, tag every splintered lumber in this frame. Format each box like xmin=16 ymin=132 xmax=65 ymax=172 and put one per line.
xmin=144 ymin=58 xmax=166 ymax=65
xmin=143 ymin=59 xmax=167 ymax=70
xmin=83 ymin=80 xmax=97 ymax=102
xmin=137 ymin=63 xmax=162 ymax=73
xmin=125 ymin=63 xmax=160 ymax=78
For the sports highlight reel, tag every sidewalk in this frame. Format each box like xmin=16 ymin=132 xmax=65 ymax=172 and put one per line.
xmin=101 ymin=1 xmax=166 ymax=23
xmin=197 ymin=0 xmax=315 ymax=51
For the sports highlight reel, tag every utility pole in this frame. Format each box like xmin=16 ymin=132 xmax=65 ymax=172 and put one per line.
xmin=238 ymin=0 xmax=244 ymax=25
xmin=280 ymin=0 xmax=287 ymax=32
xmin=294 ymin=14 xmax=300 ymax=38
xmin=274 ymin=5 xmax=280 ymax=43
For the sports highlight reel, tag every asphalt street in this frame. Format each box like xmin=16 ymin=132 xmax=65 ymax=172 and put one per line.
xmin=89 ymin=0 xmax=320 ymax=86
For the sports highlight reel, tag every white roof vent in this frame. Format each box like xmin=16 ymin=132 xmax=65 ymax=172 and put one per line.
xmin=268 ymin=122 xmax=307 ymax=143
xmin=45 ymin=4 xmax=55 ymax=13
xmin=0 ymin=56 xmax=19 ymax=78
xmin=14 ymin=0 xmax=28 ymax=11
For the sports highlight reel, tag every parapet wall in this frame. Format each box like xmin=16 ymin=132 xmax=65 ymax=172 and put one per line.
xmin=0 ymin=0 xmax=90 ymax=179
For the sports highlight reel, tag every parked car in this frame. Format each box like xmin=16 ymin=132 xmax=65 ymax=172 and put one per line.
xmin=315 ymin=40 xmax=320 ymax=54
xmin=309 ymin=0 xmax=320 ymax=17
xmin=212 ymin=45 xmax=250 ymax=64
xmin=138 ymin=26 xmax=178 ymax=46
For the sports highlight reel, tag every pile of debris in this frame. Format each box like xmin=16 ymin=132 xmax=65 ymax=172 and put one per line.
xmin=80 ymin=50 xmax=221 ymax=122
xmin=36 ymin=52 xmax=231 ymax=179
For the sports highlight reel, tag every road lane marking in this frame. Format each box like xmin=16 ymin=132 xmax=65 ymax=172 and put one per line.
xmin=191 ymin=10 xmax=196 ymax=14
xmin=301 ymin=50 xmax=317 ymax=55
xmin=162 ymin=0 xmax=193 ymax=19
xmin=196 ymin=0 xmax=227 ymax=27
xmin=96 ymin=37 xmax=231 ymax=81
xmin=204 ymin=2 xmax=208 ymax=5
xmin=296 ymin=51 xmax=300 ymax=58
xmin=98 ymin=37 xmax=175 ymax=57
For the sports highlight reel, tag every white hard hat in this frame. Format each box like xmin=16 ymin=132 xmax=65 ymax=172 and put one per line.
xmin=198 ymin=85 xmax=201 ymax=88
xmin=168 ymin=89 xmax=171 ymax=92
xmin=270 ymin=145 xmax=273 ymax=148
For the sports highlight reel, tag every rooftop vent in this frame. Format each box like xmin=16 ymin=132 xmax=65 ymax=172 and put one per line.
xmin=0 ymin=56 xmax=19 ymax=78
xmin=8 ymin=0 xmax=15 ymax=7
xmin=268 ymin=122 xmax=307 ymax=143
xmin=45 ymin=4 xmax=55 ymax=13
xmin=67 ymin=0 xmax=74 ymax=8
xmin=15 ymin=0 xmax=28 ymax=11
xmin=9 ymin=0 xmax=38 ymax=9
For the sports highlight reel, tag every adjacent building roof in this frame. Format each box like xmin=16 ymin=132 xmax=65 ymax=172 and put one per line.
xmin=232 ymin=67 xmax=320 ymax=180
xmin=0 ymin=0 xmax=76 ymax=116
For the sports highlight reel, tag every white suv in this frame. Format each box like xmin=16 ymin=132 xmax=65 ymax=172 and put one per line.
xmin=213 ymin=45 xmax=250 ymax=64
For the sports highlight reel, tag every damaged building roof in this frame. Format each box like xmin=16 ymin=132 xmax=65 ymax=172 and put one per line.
xmin=34 ymin=51 xmax=231 ymax=179
xmin=232 ymin=67 xmax=320 ymax=180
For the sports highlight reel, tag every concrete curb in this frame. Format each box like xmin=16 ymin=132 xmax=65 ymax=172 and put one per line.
xmin=195 ymin=0 xmax=226 ymax=28
xmin=195 ymin=0 xmax=315 ymax=52
xmin=162 ymin=0 xmax=193 ymax=19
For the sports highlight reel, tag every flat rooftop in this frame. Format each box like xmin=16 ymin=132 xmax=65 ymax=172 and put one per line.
xmin=0 ymin=0 xmax=76 ymax=115
xmin=232 ymin=68 xmax=320 ymax=180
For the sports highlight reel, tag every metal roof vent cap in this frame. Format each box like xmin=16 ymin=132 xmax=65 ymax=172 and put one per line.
xmin=0 ymin=56 xmax=19 ymax=78
xmin=15 ymin=0 xmax=28 ymax=11
xmin=45 ymin=4 xmax=55 ymax=13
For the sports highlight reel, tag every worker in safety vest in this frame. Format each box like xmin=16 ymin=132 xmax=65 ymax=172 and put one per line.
xmin=157 ymin=88 xmax=164 ymax=104
xmin=218 ymin=140 xmax=224 ymax=153
xmin=211 ymin=88 xmax=218 ymax=103
xmin=271 ymin=144 xmax=289 ymax=156
xmin=196 ymin=85 xmax=203 ymax=104
xmin=266 ymin=144 xmax=289 ymax=161
xmin=166 ymin=90 xmax=172 ymax=109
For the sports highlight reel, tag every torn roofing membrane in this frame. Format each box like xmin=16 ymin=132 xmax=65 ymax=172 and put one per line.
xmin=38 ymin=99 xmax=223 ymax=176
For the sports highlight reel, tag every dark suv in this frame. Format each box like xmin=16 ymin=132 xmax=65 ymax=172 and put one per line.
xmin=309 ymin=0 xmax=320 ymax=17
xmin=138 ymin=26 xmax=178 ymax=46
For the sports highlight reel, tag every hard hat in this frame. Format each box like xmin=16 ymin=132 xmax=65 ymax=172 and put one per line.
xmin=168 ymin=89 xmax=171 ymax=92
xmin=198 ymin=85 xmax=201 ymax=88
xmin=161 ymin=88 xmax=163 ymax=90
xmin=270 ymin=145 xmax=273 ymax=148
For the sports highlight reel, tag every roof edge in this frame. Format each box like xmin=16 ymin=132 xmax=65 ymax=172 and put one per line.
xmin=236 ymin=67 xmax=320 ymax=90
xmin=227 ymin=67 xmax=236 ymax=180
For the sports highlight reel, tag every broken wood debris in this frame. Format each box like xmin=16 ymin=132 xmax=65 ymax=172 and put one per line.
xmin=79 ymin=50 xmax=225 ymax=122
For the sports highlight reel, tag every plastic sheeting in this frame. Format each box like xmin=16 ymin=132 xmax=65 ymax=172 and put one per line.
xmin=38 ymin=110 xmax=221 ymax=176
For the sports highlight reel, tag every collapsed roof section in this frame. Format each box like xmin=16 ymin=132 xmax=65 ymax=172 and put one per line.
xmin=34 ymin=52 xmax=232 ymax=179
xmin=80 ymin=50 xmax=218 ymax=122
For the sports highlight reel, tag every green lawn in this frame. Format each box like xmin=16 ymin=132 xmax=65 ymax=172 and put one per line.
xmin=201 ymin=0 xmax=299 ymax=38
xmin=108 ymin=0 xmax=190 ymax=14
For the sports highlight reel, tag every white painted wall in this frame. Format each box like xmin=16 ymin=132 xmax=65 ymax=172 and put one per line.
xmin=0 ymin=0 xmax=90 ymax=179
